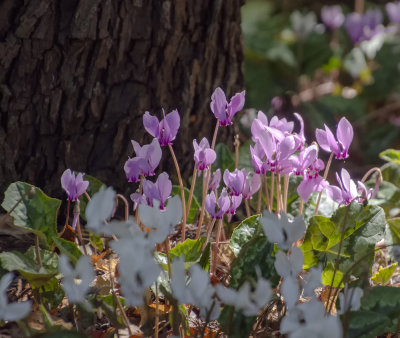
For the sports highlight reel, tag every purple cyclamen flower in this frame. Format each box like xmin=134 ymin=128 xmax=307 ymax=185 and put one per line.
xmin=193 ymin=138 xmax=216 ymax=171
xmin=321 ymin=6 xmax=345 ymax=30
xmin=205 ymin=189 xmax=230 ymax=219
xmin=315 ymin=117 xmax=353 ymax=160
xmin=290 ymin=144 xmax=318 ymax=176
xmin=223 ymin=169 xmax=245 ymax=196
xmin=293 ymin=113 xmax=306 ymax=151
xmin=362 ymin=9 xmax=384 ymax=40
xmin=210 ymin=87 xmax=245 ymax=126
xmin=242 ymin=171 xmax=262 ymax=199
xmin=297 ymin=159 xmax=326 ymax=201
xmin=130 ymin=172 xmax=172 ymax=210
xmin=345 ymin=13 xmax=365 ymax=43
xmin=326 ymin=169 xmax=358 ymax=205
xmin=61 ymin=169 xmax=89 ymax=202
xmin=208 ymin=169 xmax=221 ymax=191
xmin=124 ymin=138 xmax=162 ymax=182
xmin=227 ymin=195 xmax=243 ymax=215
xmin=273 ymin=135 xmax=298 ymax=174
xmin=387 ymin=2 xmax=400 ymax=26
xmin=143 ymin=109 xmax=180 ymax=146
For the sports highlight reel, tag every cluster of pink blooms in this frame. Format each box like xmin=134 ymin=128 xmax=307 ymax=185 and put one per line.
xmin=61 ymin=86 xmax=376 ymax=219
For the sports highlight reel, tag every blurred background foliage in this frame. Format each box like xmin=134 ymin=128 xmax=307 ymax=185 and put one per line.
xmin=240 ymin=0 xmax=400 ymax=178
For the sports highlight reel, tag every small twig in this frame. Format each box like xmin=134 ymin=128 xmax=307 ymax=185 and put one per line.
xmin=116 ymin=194 xmax=129 ymax=221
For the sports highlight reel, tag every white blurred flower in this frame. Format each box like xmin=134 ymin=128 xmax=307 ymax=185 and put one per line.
xmin=274 ymin=247 xmax=304 ymax=278
xmin=281 ymin=276 xmax=300 ymax=311
xmin=216 ymin=276 xmax=272 ymax=316
xmin=301 ymin=265 xmax=323 ymax=298
xmin=261 ymin=211 xmax=305 ymax=249
xmin=139 ymin=195 xmax=182 ymax=245
xmin=281 ymin=300 xmax=342 ymax=338
xmin=0 ymin=273 xmax=31 ymax=321
xmin=59 ymin=255 xmax=94 ymax=304
xmin=85 ymin=186 xmax=116 ymax=234
xmin=171 ymin=259 xmax=220 ymax=320
xmin=337 ymin=285 xmax=363 ymax=315
xmin=110 ymin=235 xmax=161 ymax=306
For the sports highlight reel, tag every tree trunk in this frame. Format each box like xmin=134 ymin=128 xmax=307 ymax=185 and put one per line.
xmin=0 ymin=0 xmax=244 ymax=198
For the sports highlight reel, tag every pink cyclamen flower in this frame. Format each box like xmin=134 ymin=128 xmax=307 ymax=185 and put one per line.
xmin=210 ymin=87 xmax=245 ymax=126
xmin=208 ymin=169 xmax=221 ymax=191
xmin=242 ymin=171 xmax=261 ymax=199
xmin=130 ymin=172 xmax=172 ymax=210
xmin=297 ymin=159 xmax=326 ymax=201
xmin=193 ymin=138 xmax=216 ymax=171
xmin=223 ymin=169 xmax=245 ymax=196
xmin=326 ymin=168 xmax=358 ymax=205
xmin=315 ymin=117 xmax=353 ymax=160
xmin=227 ymin=194 xmax=243 ymax=215
xmin=143 ymin=109 xmax=180 ymax=146
xmin=321 ymin=5 xmax=345 ymax=30
xmin=61 ymin=169 xmax=89 ymax=202
xmin=124 ymin=138 xmax=162 ymax=182
xmin=205 ymin=189 xmax=231 ymax=219
xmin=290 ymin=144 xmax=318 ymax=176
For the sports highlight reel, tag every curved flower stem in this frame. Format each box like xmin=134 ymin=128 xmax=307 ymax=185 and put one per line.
xmin=299 ymin=199 xmax=304 ymax=216
xmin=186 ymin=166 xmax=197 ymax=220
xmin=263 ymin=174 xmax=270 ymax=211
xmin=165 ymin=240 xmax=172 ymax=279
xmin=283 ymin=175 xmax=290 ymax=214
xmin=276 ymin=173 xmax=282 ymax=215
xmin=196 ymin=169 xmax=211 ymax=239
xmin=116 ymin=194 xmax=129 ymax=221
xmin=361 ymin=167 xmax=383 ymax=199
xmin=257 ymin=179 xmax=262 ymax=214
xmin=74 ymin=200 xmax=88 ymax=256
xmin=65 ymin=199 xmax=71 ymax=227
xmin=244 ymin=199 xmax=251 ymax=218
xmin=84 ymin=192 xmax=91 ymax=201
xmin=234 ymin=134 xmax=240 ymax=168
xmin=202 ymin=218 xmax=217 ymax=251
xmin=211 ymin=218 xmax=223 ymax=276
xmin=325 ymin=205 xmax=350 ymax=315
xmin=269 ymin=172 xmax=275 ymax=212
xmin=169 ymin=144 xmax=187 ymax=242
xmin=197 ymin=121 xmax=220 ymax=239
xmin=211 ymin=121 xmax=220 ymax=150
xmin=314 ymin=152 xmax=334 ymax=216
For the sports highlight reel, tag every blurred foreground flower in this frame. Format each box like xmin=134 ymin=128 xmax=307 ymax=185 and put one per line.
xmin=0 ymin=273 xmax=31 ymax=321
xmin=321 ymin=6 xmax=344 ymax=30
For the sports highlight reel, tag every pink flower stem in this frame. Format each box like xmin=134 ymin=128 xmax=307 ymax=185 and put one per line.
xmin=135 ymin=175 xmax=144 ymax=227
xmin=257 ymin=179 xmax=262 ymax=214
xmin=314 ymin=152 xmax=334 ymax=216
xmin=169 ymin=144 xmax=187 ymax=242
xmin=65 ymin=199 xmax=71 ymax=227
xmin=234 ymin=134 xmax=240 ymax=168
xmin=197 ymin=121 xmax=220 ymax=239
xmin=244 ymin=199 xmax=251 ymax=218
xmin=74 ymin=200 xmax=87 ymax=255
xmin=263 ymin=174 xmax=270 ymax=211
xmin=202 ymin=217 xmax=217 ymax=251
xmin=299 ymin=199 xmax=304 ymax=216
xmin=269 ymin=172 xmax=275 ymax=212
xmin=186 ymin=166 xmax=197 ymax=220
xmin=283 ymin=175 xmax=289 ymax=214
xmin=276 ymin=174 xmax=282 ymax=215
xmin=116 ymin=194 xmax=129 ymax=221
xmin=211 ymin=218 xmax=223 ymax=276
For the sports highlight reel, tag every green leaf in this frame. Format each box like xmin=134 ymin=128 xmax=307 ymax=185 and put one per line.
xmin=212 ymin=143 xmax=235 ymax=173
xmin=347 ymin=286 xmax=400 ymax=338
xmin=229 ymin=235 xmax=279 ymax=289
xmin=169 ymin=238 xmax=206 ymax=268
xmin=321 ymin=262 xmax=344 ymax=287
xmin=171 ymin=185 xmax=199 ymax=224
xmin=78 ymin=174 xmax=104 ymax=222
xmin=380 ymin=148 xmax=400 ymax=165
xmin=199 ymin=242 xmax=211 ymax=271
xmin=52 ymin=237 xmax=83 ymax=265
xmin=0 ymin=246 xmax=58 ymax=288
xmin=1 ymin=182 xmax=61 ymax=247
xmin=40 ymin=277 xmax=65 ymax=310
xmin=218 ymin=306 xmax=256 ymax=338
xmin=230 ymin=215 xmax=263 ymax=256
xmin=371 ymin=263 xmax=398 ymax=285
xmin=89 ymin=233 xmax=104 ymax=251
xmin=300 ymin=202 xmax=386 ymax=278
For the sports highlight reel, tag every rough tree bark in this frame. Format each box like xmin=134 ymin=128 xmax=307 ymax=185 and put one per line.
xmin=0 ymin=0 xmax=244 ymax=198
